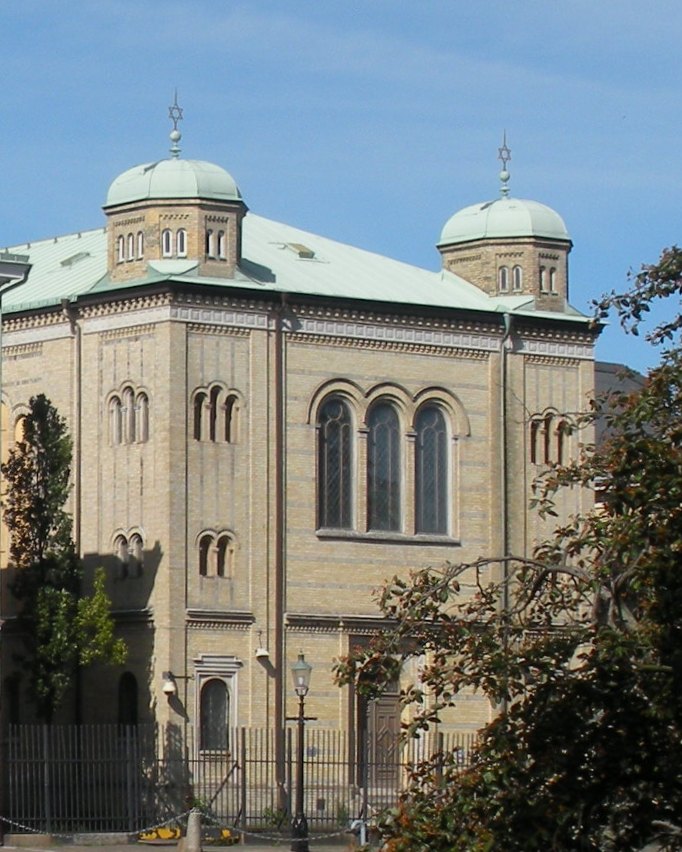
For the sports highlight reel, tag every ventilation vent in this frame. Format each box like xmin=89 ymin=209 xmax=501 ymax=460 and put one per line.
xmin=60 ymin=251 xmax=91 ymax=267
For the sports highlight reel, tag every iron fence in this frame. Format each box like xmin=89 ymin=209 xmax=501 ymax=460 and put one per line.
xmin=3 ymin=723 xmax=475 ymax=835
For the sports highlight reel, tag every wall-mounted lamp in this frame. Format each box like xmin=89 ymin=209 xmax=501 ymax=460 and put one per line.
xmin=161 ymin=671 xmax=177 ymax=695
xmin=255 ymin=647 xmax=270 ymax=660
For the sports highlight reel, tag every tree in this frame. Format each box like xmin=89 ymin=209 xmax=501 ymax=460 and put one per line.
xmin=2 ymin=394 xmax=126 ymax=722
xmin=335 ymin=248 xmax=682 ymax=851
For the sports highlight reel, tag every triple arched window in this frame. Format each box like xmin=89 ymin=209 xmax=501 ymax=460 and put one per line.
xmin=317 ymin=393 xmax=460 ymax=536
xmin=117 ymin=232 xmax=144 ymax=264
xmin=530 ymin=412 xmax=567 ymax=465
xmin=192 ymin=385 xmax=240 ymax=443
xmin=109 ymin=386 xmax=149 ymax=445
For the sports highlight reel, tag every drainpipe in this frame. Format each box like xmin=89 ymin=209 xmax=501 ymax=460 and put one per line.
xmin=0 ymin=256 xmax=30 ymax=842
xmin=274 ymin=294 xmax=287 ymax=809
xmin=61 ymin=299 xmax=83 ymax=724
xmin=500 ymin=312 xmax=513 ymax=716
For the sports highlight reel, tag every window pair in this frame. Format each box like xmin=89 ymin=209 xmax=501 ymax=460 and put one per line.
xmin=198 ymin=532 xmax=235 ymax=577
xmin=498 ymin=265 xmax=523 ymax=292
xmin=318 ymin=399 xmax=449 ymax=534
xmin=530 ymin=413 xmax=567 ymax=465
xmin=162 ymin=228 xmax=187 ymax=258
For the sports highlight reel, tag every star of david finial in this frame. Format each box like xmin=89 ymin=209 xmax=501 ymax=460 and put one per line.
xmin=168 ymin=90 xmax=183 ymax=158
xmin=498 ymin=131 xmax=511 ymax=197
xmin=169 ymin=89 xmax=184 ymax=131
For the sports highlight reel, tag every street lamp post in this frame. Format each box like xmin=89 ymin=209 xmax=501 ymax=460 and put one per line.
xmin=290 ymin=652 xmax=312 ymax=852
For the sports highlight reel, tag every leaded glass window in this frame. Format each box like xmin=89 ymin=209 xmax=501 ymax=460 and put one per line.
xmin=367 ymin=403 xmax=401 ymax=531
xmin=200 ymin=679 xmax=229 ymax=750
xmin=318 ymin=398 xmax=352 ymax=528
xmin=415 ymin=406 xmax=448 ymax=534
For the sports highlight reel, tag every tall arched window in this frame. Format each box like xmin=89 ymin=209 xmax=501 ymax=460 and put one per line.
xmin=127 ymin=233 xmax=135 ymax=261
xmin=109 ymin=397 xmax=122 ymax=445
xmin=115 ymin=534 xmax=129 ymax=579
xmin=206 ymin=229 xmax=215 ymax=258
xmin=118 ymin=672 xmax=138 ymax=726
xmin=216 ymin=534 xmax=234 ymax=578
xmin=549 ymin=267 xmax=557 ymax=293
xmin=367 ymin=403 xmax=401 ymax=532
xmin=136 ymin=392 xmax=149 ymax=443
xmin=209 ymin=386 xmax=221 ymax=441
xmin=415 ymin=405 xmax=448 ymax=534
xmin=225 ymin=395 xmax=238 ymax=443
xmin=539 ymin=266 xmax=547 ymax=293
xmin=177 ymin=228 xmax=187 ymax=257
xmin=162 ymin=229 xmax=173 ymax=257
xmin=117 ymin=235 xmax=125 ymax=263
xmin=199 ymin=534 xmax=212 ymax=577
xmin=193 ymin=392 xmax=206 ymax=441
xmin=498 ymin=266 xmax=509 ymax=292
xmin=318 ymin=398 xmax=352 ymax=529
xmin=200 ymin=679 xmax=229 ymax=750
xmin=217 ymin=230 xmax=226 ymax=259
xmin=129 ymin=533 xmax=144 ymax=578
xmin=512 ymin=265 xmax=523 ymax=291
xmin=136 ymin=231 xmax=144 ymax=259
xmin=122 ymin=387 xmax=135 ymax=443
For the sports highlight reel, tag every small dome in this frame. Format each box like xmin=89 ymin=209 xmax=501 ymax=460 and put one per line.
xmin=439 ymin=197 xmax=569 ymax=246
xmin=104 ymin=158 xmax=242 ymax=208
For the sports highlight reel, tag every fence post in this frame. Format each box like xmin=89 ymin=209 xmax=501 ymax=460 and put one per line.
xmin=239 ymin=728 xmax=247 ymax=832
xmin=42 ymin=725 xmax=52 ymax=835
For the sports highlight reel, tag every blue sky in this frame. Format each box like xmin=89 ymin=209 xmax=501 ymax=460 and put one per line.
xmin=2 ymin=1 xmax=681 ymax=372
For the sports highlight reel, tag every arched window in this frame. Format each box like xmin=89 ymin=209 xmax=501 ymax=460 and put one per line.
xmin=129 ymin=533 xmax=143 ymax=578
xmin=217 ymin=230 xmax=226 ymax=259
xmin=136 ymin=392 xmax=149 ymax=443
xmin=206 ymin=229 xmax=215 ymax=258
xmin=539 ymin=266 xmax=547 ymax=293
xmin=122 ymin=387 xmax=135 ymax=444
xmin=117 ymin=235 xmax=125 ymax=264
xmin=318 ymin=397 xmax=352 ymax=529
xmin=115 ymin=534 xmax=129 ymax=579
xmin=209 ymin=386 xmax=221 ymax=442
xmin=543 ymin=414 xmax=553 ymax=464
xmin=109 ymin=397 xmax=122 ymax=445
xmin=530 ymin=419 xmax=540 ymax=465
xmin=127 ymin=233 xmax=134 ymax=261
xmin=118 ymin=672 xmax=138 ymax=726
xmin=162 ymin=229 xmax=173 ymax=258
xmin=498 ymin=266 xmax=509 ymax=292
xmin=415 ymin=405 xmax=448 ymax=534
xmin=200 ymin=679 xmax=229 ymax=750
xmin=136 ymin=231 xmax=144 ymax=259
xmin=225 ymin=395 xmax=238 ymax=443
xmin=549 ymin=267 xmax=557 ymax=293
xmin=216 ymin=534 xmax=234 ymax=578
xmin=512 ymin=265 xmax=523 ymax=291
xmin=199 ymin=534 xmax=212 ymax=577
xmin=367 ymin=403 xmax=401 ymax=532
xmin=193 ymin=392 xmax=206 ymax=441
xmin=177 ymin=228 xmax=187 ymax=257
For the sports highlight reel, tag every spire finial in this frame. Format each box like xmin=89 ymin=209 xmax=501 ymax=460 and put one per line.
xmin=168 ymin=89 xmax=183 ymax=159
xmin=498 ymin=131 xmax=511 ymax=197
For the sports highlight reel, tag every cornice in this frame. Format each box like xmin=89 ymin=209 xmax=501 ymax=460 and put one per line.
xmin=286 ymin=612 xmax=397 ymax=634
xmin=100 ymin=323 xmax=156 ymax=341
xmin=288 ymin=332 xmax=492 ymax=359
xmin=187 ymin=608 xmax=255 ymax=630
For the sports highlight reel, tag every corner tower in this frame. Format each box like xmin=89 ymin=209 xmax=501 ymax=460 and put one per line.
xmin=437 ymin=139 xmax=572 ymax=312
xmin=103 ymin=102 xmax=247 ymax=283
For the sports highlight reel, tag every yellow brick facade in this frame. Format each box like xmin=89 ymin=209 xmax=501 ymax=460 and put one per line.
xmin=0 ymin=152 xmax=599 ymax=756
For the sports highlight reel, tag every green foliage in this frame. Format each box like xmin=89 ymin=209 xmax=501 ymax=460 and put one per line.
xmin=335 ymin=249 xmax=682 ymax=851
xmin=3 ymin=394 xmax=126 ymax=722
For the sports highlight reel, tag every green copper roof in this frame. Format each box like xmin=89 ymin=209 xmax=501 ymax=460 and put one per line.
xmin=3 ymin=214 xmax=587 ymax=324
xmin=104 ymin=158 xmax=242 ymax=208
xmin=439 ymin=197 xmax=570 ymax=246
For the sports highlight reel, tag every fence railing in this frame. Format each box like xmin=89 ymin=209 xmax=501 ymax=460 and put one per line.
xmin=3 ymin=724 xmax=476 ymax=835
